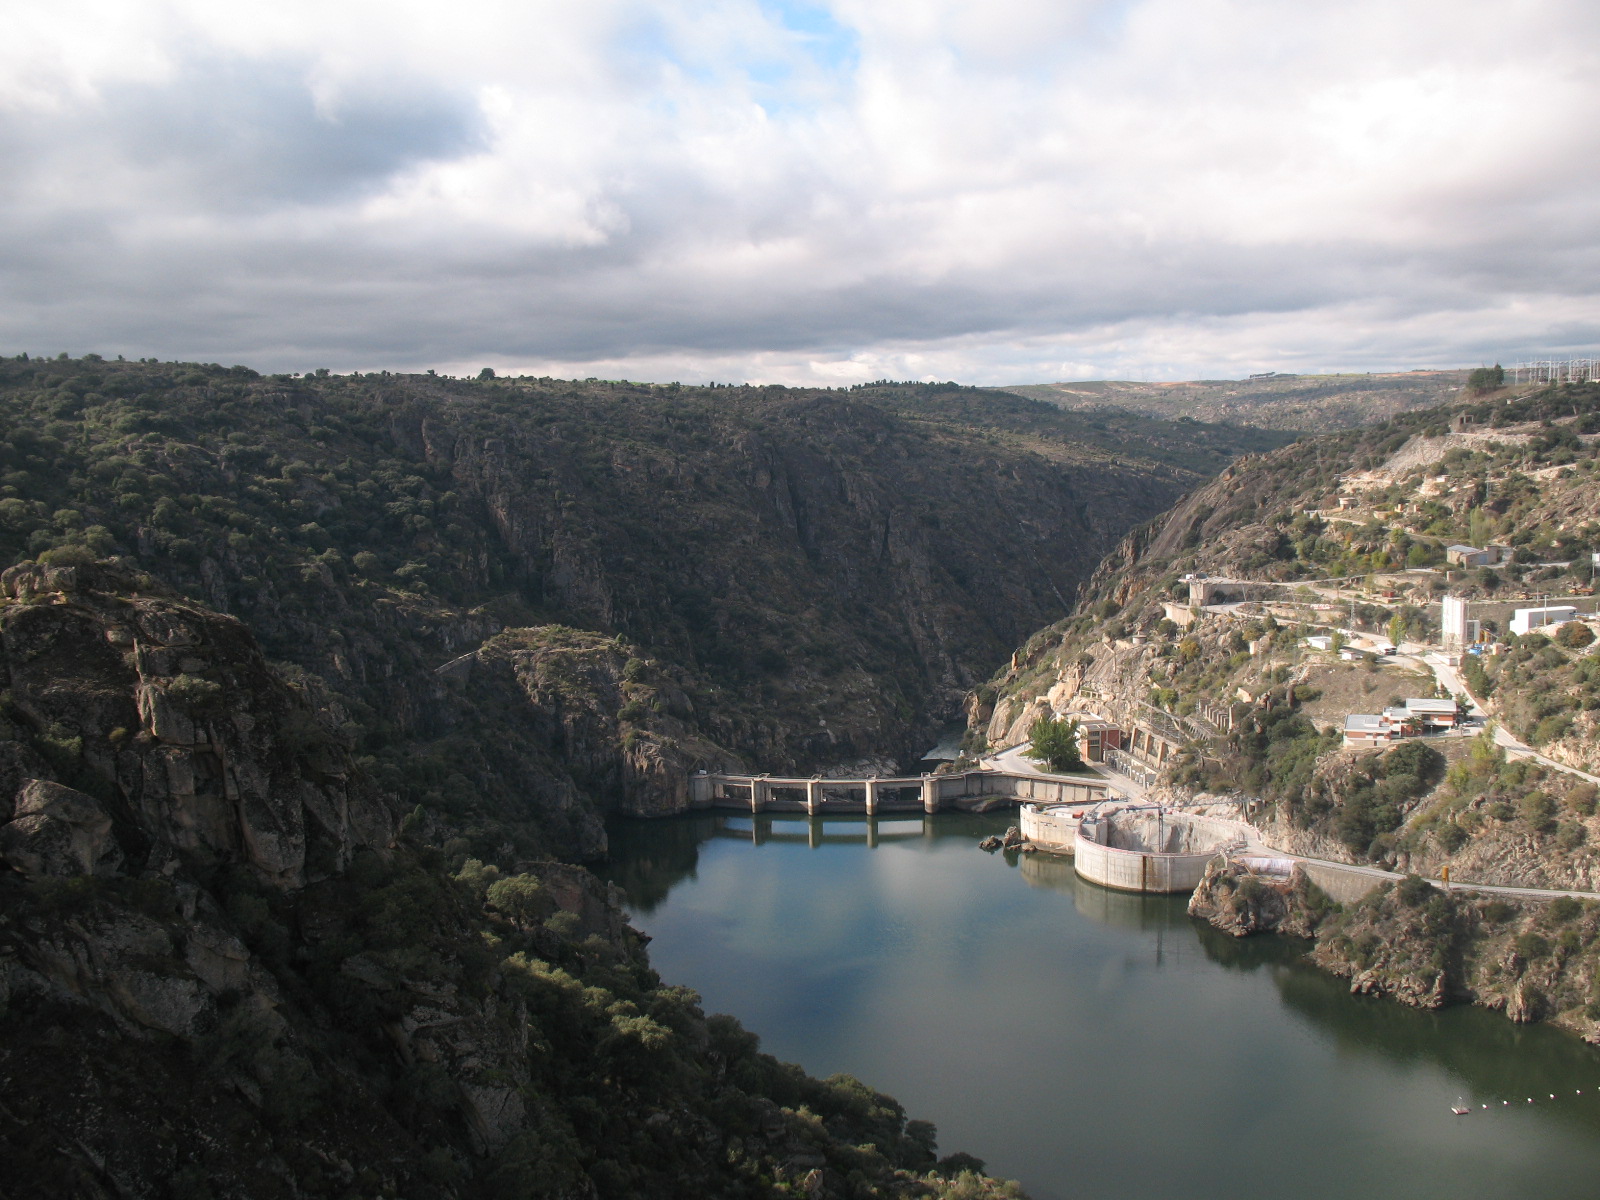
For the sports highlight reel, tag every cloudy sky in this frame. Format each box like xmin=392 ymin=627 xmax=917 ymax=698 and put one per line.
xmin=4 ymin=0 xmax=1599 ymax=385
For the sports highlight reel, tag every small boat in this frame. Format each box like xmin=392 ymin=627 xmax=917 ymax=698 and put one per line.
xmin=1451 ymin=1105 xmax=1471 ymax=1116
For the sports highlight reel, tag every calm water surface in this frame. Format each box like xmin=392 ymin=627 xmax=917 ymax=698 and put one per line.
xmin=604 ymin=811 xmax=1600 ymax=1200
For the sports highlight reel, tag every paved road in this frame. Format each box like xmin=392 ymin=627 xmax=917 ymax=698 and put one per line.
xmin=983 ymin=742 xmax=1156 ymax=800
xmin=1424 ymin=653 xmax=1600 ymax=786
xmin=987 ymin=737 xmax=1600 ymax=903
xmin=988 ymin=636 xmax=1600 ymax=903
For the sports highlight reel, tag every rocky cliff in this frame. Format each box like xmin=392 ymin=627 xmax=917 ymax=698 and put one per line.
xmin=0 ymin=563 xmax=1025 ymax=1198
xmin=0 ymin=357 xmax=1236 ymax=858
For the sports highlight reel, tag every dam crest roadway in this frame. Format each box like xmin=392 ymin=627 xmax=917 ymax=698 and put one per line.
xmin=688 ymin=766 xmax=1110 ymax=815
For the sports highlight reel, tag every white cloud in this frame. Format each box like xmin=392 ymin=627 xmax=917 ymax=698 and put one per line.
xmin=3 ymin=0 xmax=1600 ymax=382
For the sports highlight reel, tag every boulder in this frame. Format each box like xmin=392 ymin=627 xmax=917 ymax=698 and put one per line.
xmin=0 ymin=779 xmax=120 ymax=877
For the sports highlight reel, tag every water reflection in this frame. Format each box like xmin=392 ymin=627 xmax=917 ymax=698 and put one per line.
xmin=1271 ymin=956 xmax=1600 ymax=1131
xmin=608 ymin=812 xmax=995 ymax=911
xmin=603 ymin=810 xmax=1600 ymax=1200
xmin=603 ymin=811 xmax=720 ymax=912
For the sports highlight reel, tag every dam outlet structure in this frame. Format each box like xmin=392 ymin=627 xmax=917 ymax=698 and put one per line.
xmin=1021 ymin=803 xmax=1244 ymax=894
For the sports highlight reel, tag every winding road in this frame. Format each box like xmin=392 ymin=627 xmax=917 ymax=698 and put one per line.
xmin=985 ymin=636 xmax=1600 ymax=903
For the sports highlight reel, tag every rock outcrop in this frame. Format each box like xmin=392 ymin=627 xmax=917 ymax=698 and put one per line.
xmin=1 ymin=561 xmax=396 ymax=888
xmin=1188 ymin=859 xmax=1333 ymax=939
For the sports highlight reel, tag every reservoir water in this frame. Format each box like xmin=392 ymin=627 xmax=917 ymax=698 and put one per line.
xmin=604 ymin=810 xmax=1600 ymax=1200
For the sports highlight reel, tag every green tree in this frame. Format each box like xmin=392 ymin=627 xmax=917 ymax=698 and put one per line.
xmin=1468 ymin=506 xmax=1494 ymax=548
xmin=486 ymin=874 xmax=550 ymax=927
xmin=1025 ymin=716 xmax=1085 ymax=772
xmin=1466 ymin=364 xmax=1505 ymax=393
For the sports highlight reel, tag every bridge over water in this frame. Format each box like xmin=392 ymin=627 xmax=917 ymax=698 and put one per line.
xmin=690 ymin=767 xmax=1112 ymax=815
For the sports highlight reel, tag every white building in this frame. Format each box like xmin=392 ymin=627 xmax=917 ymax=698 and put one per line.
xmin=1510 ymin=605 xmax=1579 ymax=636
xmin=1404 ymin=698 xmax=1459 ymax=728
xmin=1441 ymin=594 xmax=1480 ymax=649
xmin=1343 ymin=714 xmax=1392 ymax=746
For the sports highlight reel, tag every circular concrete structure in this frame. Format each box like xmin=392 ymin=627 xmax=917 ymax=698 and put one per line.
xmin=1018 ymin=802 xmax=1086 ymax=851
xmin=1073 ymin=810 xmax=1240 ymax=894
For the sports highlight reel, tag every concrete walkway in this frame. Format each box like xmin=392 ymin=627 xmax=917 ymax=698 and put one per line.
xmin=1214 ymin=815 xmax=1600 ymax=903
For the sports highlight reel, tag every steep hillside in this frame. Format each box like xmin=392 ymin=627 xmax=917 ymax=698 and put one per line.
xmin=979 ymin=383 xmax=1600 ymax=757
xmin=0 ymin=355 xmax=1235 ymax=859
xmin=0 ymin=562 xmax=1023 ymax=1199
xmin=973 ymin=380 xmax=1600 ymax=1035
xmin=1002 ymin=369 xmax=1472 ymax=432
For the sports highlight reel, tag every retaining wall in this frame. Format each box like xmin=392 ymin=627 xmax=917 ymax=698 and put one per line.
xmin=1299 ymin=861 xmax=1390 ymax=904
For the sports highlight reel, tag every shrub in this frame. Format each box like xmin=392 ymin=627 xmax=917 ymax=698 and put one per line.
xmin=166 ymin=673 xmax=224 ymax=712
xmin=1546 ymin=897 xmax=1583 ymax=925
xmin=1235 ymin=876 xmax=1267 ymax=904
xmin=36 ymin=543 xmax=96 ymax=567
xmin=1533 ymin=714 xmax=1574 ymax=745
xmin=1557 ymin=622 xmax=1595 ymax=649
xmin=1395 ymin=874 xmax=1433 ymax=907
xmin=1567 ymin=784 xmax=1599 ymax=817
xmin=1482 ymin=900 xmax=1516 ymax=924
xmin=1437 ymin=824 xmax=1469 ymax=853
xmin=1514 ymin=932 xmax=1551 ymax=960
xmin=1521 ymin=790 xmax=1558 ymax=832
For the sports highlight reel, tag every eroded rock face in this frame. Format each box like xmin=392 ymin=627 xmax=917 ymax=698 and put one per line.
xmin=0 ymin=561 xmax=395 ymax=889
xmin=474 ymin=626 xmax=738 ymax=820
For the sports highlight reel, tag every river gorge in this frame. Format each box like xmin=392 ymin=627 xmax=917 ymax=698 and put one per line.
xmin=605 ymin=811 xmax=1600 ymax=1200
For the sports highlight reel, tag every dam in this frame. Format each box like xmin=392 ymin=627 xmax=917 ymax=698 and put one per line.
xmin=1073 ymin=807 xmax=1245 ymax=894
xmin=1021 ymin=801 xmax=1244 ymax=893
xmin=689 ymin=767 xmax=1113 ymax=814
